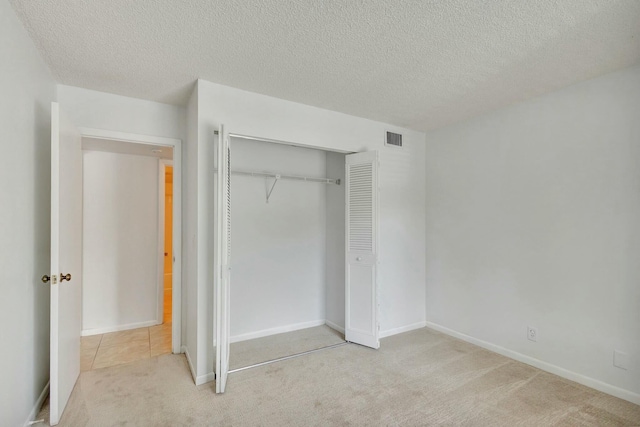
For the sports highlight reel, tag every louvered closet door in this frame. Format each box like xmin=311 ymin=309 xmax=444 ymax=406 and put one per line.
xmin=345 ymin=151 xmax=379 ymax=349
xmin=215 ymin=125 xmax=231 ymax=393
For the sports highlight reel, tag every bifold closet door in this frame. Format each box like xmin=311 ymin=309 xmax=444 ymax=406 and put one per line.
xmin=345 ymin=150 xmax=380 ymax=349
xmin=215 ymin=125 xmax=231 ymax=393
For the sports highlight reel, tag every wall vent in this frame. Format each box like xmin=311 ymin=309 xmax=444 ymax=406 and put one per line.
xmin=385 ymin=131 xmax=403 ymax=148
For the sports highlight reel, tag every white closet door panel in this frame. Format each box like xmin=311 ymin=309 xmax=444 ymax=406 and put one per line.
xmin=215 ymin=125 xmax=231 ymax=393
xmin=347 ymin=263 xmax=376 ymax=331
xmin=345 ymin=151 xmax=379 ymax=349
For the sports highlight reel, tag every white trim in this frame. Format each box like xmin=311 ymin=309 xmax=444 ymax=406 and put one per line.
xmin=183 ymin=346 xmax=215 ymax=385
xmin=379 ymin=321 xmax=427 ymax=338
xmin=183 ymin=345 xmax=197 ymax=383
xmin=325 ymin=320 xmax=345 ymax=334
xmin=230 ymin=319 xmax=326 ymax=344
xmin=81 ymin=320 xmax=159 ymax=336
xmin=180 ymin=345 xmax=216 ymax=385
xmin=425 ymin=321 xmax=640 ymax=406
xmin=23 ymin=381 xmax=49 ymax=427
xmin=197 ymin=372 xmax=216 ymax=386
xmin=157 ymin=161 xmax=166 ymax=324
xmin=170 ymin=139 xmax=182 ymax=354
xmin=229 ymin=133 xmax=351 ymax=154
xmin=79 ymin=128 xmax=182 ymax=354
xmin=79 ymin=128 xmax=179 ymax=147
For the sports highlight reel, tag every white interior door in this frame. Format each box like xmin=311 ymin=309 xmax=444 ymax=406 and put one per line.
xmin=215 ymin=126 xmax=231 ymax=393
xmin=345 ymin=151 xmax=379 ymax=349
xmin=49 ymin=102 xmax=83 ymax=425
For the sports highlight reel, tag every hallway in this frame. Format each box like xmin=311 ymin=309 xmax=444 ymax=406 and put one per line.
xmin=80 ymin=324 xmax=172 ymax=371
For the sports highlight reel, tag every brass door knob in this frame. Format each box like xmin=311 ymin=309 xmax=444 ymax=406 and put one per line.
xmin=60 ymin=273 xmax=71 ymax=282
xmin=42 ymin=275 xmax=50 ymax=283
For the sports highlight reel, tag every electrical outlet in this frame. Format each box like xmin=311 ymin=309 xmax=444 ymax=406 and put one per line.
xmin=613 ymin=350 xmax=628 ymax=370
xmin=527 ymin=326 xmax=537 ymax=342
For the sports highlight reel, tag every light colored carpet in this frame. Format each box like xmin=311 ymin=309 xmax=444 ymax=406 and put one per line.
xmin=230 ymin=324 xmax=345 ymax=370
xmin=37 ymin=327 xmax=640 ymax=426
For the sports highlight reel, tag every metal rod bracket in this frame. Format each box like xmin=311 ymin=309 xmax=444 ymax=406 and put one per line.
xmin=266 ymin=174 xmax=280 ymax=203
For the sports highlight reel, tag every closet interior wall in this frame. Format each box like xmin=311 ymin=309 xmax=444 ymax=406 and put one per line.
xmin=229 ymin=137 xmax=346 ymax=342
xmin=325 ymin=151 xmax=346 ymax=331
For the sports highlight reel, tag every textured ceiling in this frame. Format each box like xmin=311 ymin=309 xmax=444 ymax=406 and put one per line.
xmin=10 ymin=0 xmax=640 ymax=132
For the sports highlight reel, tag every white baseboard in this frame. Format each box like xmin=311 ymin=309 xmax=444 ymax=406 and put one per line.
xmin=23 ymin=381 xmax=49 ymax=427
xmin=230 ymin=319 xmax=325 ymax=343
xmin=380 ymin=321 xmax=427 ymax=338
xmin=182 ymin=345 xmax=215 ymax=386
xmin=325 ymin=320 xmax=345 ymax=334
xmin=182 ymin=345 xmax=197 ymax=384
xmin=425 ymin=321 xmax=640 ymax=406
xmin=81 ymin=320 xmax=160 ymax=336
xmin=196 ymin=372 xmax=215 ymax=386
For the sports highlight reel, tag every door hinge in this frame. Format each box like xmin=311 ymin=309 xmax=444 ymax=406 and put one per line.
xmin=52 ymin=275 xmax=58 ymax=284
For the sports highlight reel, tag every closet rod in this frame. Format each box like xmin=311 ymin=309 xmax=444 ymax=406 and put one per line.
xmin=214 ymin=168 xmax=341 ymax=185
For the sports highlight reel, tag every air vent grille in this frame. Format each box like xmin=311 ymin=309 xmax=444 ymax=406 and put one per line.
xmin=385 ymin=131 xmax=403 ymax=148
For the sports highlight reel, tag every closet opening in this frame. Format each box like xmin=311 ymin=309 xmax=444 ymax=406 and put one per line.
xmin=214 ymin=128 xmax=379 ymax=393
xmin=223 ymin=135 xmax=349 ymax=373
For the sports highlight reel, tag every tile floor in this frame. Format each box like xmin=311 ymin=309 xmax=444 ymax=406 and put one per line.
xmin=81 ymin=323 xmax=172 ymax=371
xmin=163 ymin=288 xmax=172 ymax=323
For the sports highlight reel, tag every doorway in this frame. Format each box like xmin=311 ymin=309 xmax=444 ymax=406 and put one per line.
xmin=48 ymin=105 xmax=183 ymax=425
xmin=78 ymin=137 xmax=178 ymax=371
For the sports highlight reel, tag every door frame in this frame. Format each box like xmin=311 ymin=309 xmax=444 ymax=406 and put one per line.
xmin=157 ymin=159 xmax=174 ymax=325
xmin=79 ymin=128 xmax=183 ymax=353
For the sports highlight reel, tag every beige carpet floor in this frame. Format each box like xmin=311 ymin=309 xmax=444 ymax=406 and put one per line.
xmin=230 ymin=324 xmax=345 ymax=370
xmin=37 ymin=327 xmax=640 ymax=426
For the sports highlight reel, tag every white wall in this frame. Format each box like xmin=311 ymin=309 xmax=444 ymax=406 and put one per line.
xmin=325 ymin=152 xmax=346 ymax=329
xmin=57 ymin=85 xmax=186 ymax=141
xmin=194 ymin=79 xmax=427 ymax=380
xmin=230 ymin=138 xmax=327 ymax=340
xmin=82 ymin=150 xmax=160 ymax=334
xmin=0 ymin=2 xmax=55 ymax=425
xmin=56 ymin=85 xmax=188 ymax=343
xmin=424 ymin=65 xmax=640 ymax=403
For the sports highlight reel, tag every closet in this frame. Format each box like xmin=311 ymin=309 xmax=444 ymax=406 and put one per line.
xmin=227 ymin=136 xmax=346 ymax=370
xmin=214 ymin=130 xmax=379 ymax=393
